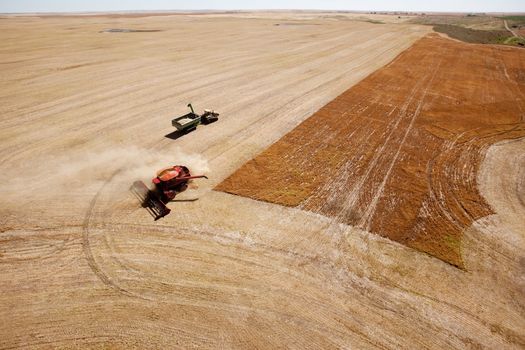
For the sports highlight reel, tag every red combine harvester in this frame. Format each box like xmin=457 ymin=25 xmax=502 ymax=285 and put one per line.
xmin=131 ymin=165 xmax=208 ymax=220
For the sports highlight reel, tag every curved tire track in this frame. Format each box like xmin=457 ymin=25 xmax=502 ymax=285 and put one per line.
xmin=81 ymin=169 xmax=142 ymax=298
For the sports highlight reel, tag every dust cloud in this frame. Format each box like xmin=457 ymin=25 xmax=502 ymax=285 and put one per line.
xmin=0 ymin=146 xmax=209 ymax=201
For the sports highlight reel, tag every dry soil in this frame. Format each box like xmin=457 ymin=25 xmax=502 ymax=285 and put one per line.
xmin=0 ymin=12 xmax=524 ymax=350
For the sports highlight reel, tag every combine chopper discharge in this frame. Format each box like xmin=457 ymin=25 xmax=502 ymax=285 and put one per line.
xmin=131 ymin=165 xmax=208 ymax=220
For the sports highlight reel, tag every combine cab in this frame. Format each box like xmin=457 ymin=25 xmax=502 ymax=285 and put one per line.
xmin=131 ymin=165 xmax=208 ymax=220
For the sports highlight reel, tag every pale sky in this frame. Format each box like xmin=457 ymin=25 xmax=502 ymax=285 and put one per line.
xmin=1 ymin=0 xmax=524 ymax=13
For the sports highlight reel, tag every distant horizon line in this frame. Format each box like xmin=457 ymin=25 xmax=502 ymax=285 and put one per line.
xmin=2 ymin=9 xmax=525 ymax=15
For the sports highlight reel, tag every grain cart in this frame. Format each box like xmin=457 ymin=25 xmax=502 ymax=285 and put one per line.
xmin=171 ymin=104 xmax=219 ymax=133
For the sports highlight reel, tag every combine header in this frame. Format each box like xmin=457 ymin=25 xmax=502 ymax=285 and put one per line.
xmin=131 ymin=165 xmax=208 ymax=220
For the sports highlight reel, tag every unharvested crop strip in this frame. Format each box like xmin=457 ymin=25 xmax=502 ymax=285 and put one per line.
xmin=216 ymin=34 xmax=525 ymax=267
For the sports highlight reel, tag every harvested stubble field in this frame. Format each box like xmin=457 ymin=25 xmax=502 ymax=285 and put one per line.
xmin=1 ymin=11 xmax=524 ymax=350
xmin=217 ymin=33 xmax=525 ymax=268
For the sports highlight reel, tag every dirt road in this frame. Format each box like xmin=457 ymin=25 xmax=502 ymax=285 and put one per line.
xmin=504 ymin=19 xmax=523 ymax=39
xmin=0 ymin=12 xmax=523 ymax=349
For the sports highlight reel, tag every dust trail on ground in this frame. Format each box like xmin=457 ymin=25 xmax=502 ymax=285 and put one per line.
xmin=0 ymin=146 xmax=209 ymax=202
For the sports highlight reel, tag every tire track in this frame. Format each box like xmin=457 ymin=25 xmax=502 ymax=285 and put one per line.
xmin=81 ymin=169 xmax=144 ymax=299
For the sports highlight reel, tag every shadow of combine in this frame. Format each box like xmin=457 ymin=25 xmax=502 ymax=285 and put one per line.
xmin=171 ymin=198 xmax=199 ymax=203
